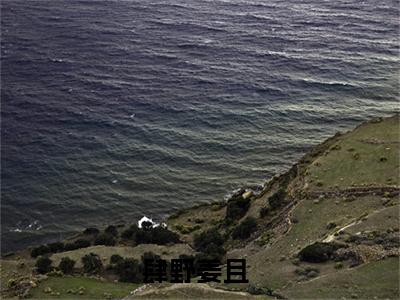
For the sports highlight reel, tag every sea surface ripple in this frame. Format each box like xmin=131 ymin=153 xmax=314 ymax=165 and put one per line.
xmin=1 ymin=0 xmax=398 ymax=251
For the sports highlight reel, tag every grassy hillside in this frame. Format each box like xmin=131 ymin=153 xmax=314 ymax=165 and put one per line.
xmin=165 ymin=115 xmax=400 ymax=298
xmin=1 ymin=115 xmax=399 ymax=299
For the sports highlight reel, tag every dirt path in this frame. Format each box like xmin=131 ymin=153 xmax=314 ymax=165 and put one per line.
xmin=306 ymin=186 xmax=399 ymax=199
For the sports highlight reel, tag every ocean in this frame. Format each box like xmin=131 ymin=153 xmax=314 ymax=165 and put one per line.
xmin=1 ymin=0 xmax=398 ymax=252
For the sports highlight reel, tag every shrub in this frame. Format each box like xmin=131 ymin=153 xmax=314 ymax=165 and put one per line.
xmin=294 ymin=266 xmax=319 ymax=278
xmin=194 ymin=228 xmax=224 ymax=252
xmin=326 ymin=221 xmax=337 ymax=230
xmin=268 ymin=189 xmax=286 ymax=209
xmin=47 ymin=242 xmax=64 ymax=253
xmin=35 ymin=256 xmax=53 ymax=274
xmin=115 ymin=258 xmax=143 ymax=283
xmin=83 ymin=227 xmax=100 ymax=235
xmin=232 ymin=217 xmax=257 ymax=240
xmin=334 ymin=262 xmax=344 ymax=269
xmin=64 ymin=239 xmax=91 ymax=251
xmin=260 ymin=206 xmax=269 ymax=218
xmin=121 ymin=225 xmax=139 ymax=240
xmin=105 ymin=225 xmax=118 ymax=236
xmin=246 ymin=285 xmax=273 ymax=296
xmin=59 ymin=257 xmax=75 ymax=274
xmin=94 ymin=233 xmax=116 ymax=246
xmin=31 ymin=245 xmax=50 ymax=258
xmin=82 ymin=253 xmax=103 ymax=274
xmin=225 ymin=196 xmax=250 ymax=222
xmin=135 ymin=227 xmax=180 ymax=245
xmin=298 ymin=242 xmax=340 ymax=263
xmin=74 ymin=239 xmax=91 ymax=248
xmin=141 ymin=221 xmax=153 ymax=230
xmin=202 ymin=243 xmax=226 ymax=261
xmin=141 ymin=251 xmax=161 ymax=265
xmin=110 ymin=254 xmax=124 ymax=265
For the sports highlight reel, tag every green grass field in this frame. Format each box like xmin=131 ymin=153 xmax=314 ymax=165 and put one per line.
xmin=282 ymin=257 xmax=400 ymax=299
xmin=305 ymin=116 xmax=399 ymax=189
xmin=30 ymin=276 xmax=139 ymax=299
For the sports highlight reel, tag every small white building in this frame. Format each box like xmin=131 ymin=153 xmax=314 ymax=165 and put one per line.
xmin=137 ymin=216 xmax=168 ymax=229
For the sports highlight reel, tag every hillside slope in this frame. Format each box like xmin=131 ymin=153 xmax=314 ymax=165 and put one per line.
xmin=2 ymin=115 xmax=399 ymax=299
xmin=166 ymin=115 xmax=399 ymax=299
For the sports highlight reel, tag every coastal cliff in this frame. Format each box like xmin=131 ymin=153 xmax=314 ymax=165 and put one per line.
xmin=1 ymin=115 xmax=399 ymax=299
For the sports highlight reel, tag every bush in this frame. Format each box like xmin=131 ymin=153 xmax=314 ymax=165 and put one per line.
xmin=83 ymin=227 xmax=100 ymax=235
xmin=110 ymin=254 xmax=124 ymax=265
xmin=268 ymin=189 xmax=286 ymax=209
xmin=59 ymin=257 xmax=75 ymax=274
xmin=82 ymin=253 xmax=103 ymax=274
xmin=64 ymin=239 xmax=91 ymax=251
xmin=202 ymin=243 xmax=226 ymax=261
xmin=35 ymin=256 xmax=53 ymax=274
xmin=121 ymin=225 xmax=139 ymax=240
xmin=47 ymin=242 xmax=64 ymax=253
xmin=141 ymin=221 xmax=153 ymax=230
xmin=135 ymin=227 xmax=180 ymax=245
xmin=115 ymin=258 xmax=143 ymax=283
xmin=335 ymin=262 xmax=344 ymax=269
xmin=194 ymin=228 xmax=224 ymax=252
xmin=74 ymin=239 xmax=91 ymax=248
xmin=225 ymin=195 xmax=250 ymax=222
xmin=260 ymin=206 xmax=269 ymax=218
xmin=94 ymin=233 xmax=116 ymax=246
xmin=294 ymin=267 xmax=320 ymax=278
xmin=141 ymin=251 xmax=161 ymax=264
xmin=31 ymin=245 xmax=50 ymax=258
xmin=105 ymin=225 xmax=118 ymax=236
xmin=298 ymin=242 xmax=340 ymax=263
xmin=246 ymin=284 xmax=274 ymax=296
xmin=232 ymin=217 xmax=257 ymax=240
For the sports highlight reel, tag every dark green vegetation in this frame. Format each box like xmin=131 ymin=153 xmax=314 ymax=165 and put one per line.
xmin=298 ymin=242 xmax=341 ymax=263
xmin=225 ymin=190 xmax=251 ymax=222
xmin=30 ymin=276 xmax=140 ymax=299
xmin=82 ymin=253 xmax=103 ymax=274
xmin=164 ymin=115 xmax=400 ymax=299
xmin=58 ymin=257 xmax=75 ymax=274
xmin=1 ymin=115 xmax=399 ymax=299
xmin=35 ymin=257 xmax=53 ymax=274
xmin=232 ymin=217 xmax=257 ymax=240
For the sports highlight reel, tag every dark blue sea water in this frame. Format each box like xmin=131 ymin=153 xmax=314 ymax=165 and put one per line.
xmin=1 ymin=0 xmax=398 ymax=252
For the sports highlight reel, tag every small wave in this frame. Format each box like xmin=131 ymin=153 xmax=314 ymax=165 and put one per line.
xmin=10 ymin=220 xmax=43 ymax=233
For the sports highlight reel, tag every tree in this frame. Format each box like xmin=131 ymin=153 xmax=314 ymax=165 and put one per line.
xmin=94 ymin=233 xmax=116 ymax=246
xmin=115 ymin=258 xmax=143 ymax=283
xmin=59 ymin=257 xmax=75 ymax=274
xmin=232 ymin=217 xmax=257 ymax=240
xmin=141 ymin=221 xmax=153 ymax=230
xmin=35 ymin=256 xmax=53 ymax=274
xmin=64 ymin=239 xmax=91 ymax=251
xmin=105 ymin=225 xmax=118 ymax=236
xmin=83 ymin=227 xmax=100 ymax=235
xmin=82 ymin=253 xmax=103 ymax=274
xmin=259 ymin=206 xmax=269 ymax=218
xmin=225 ymin=196 xmax=250 ymax=222
xmin=47 ymin=242 xmax=65 ymax=253
xmin=110 ymin=254 xmax=124 ymax=265
xmin=135 ymin=227 xmax=180 ymax=245
xmin=194 ymin=228 xmax=224 ymax=252
xmin=298 ymin=242 xmax=341 ymax=263
xmin=268 ymin=189 xmax=286 ymax=209
xmin=31 ymin=245 xmax=50 ymax=258
xmin=121 ymin=225 xmax=139 ymax=240
xmin=141 ymin=251 xmax=161 ymax=264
